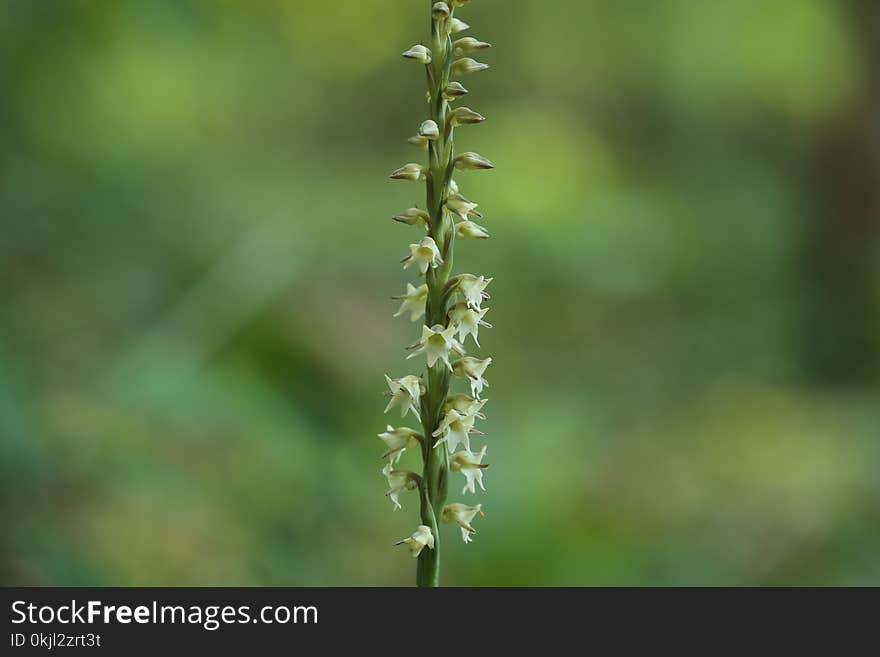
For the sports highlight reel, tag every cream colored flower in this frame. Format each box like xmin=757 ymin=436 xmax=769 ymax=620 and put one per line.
xmin=382 ymin=463 xmax=418 ymax=510
xmin=455 ymin=220 xmax=490 ymax=240
xmin=402 ymin=44 xmax=432 ymax=64
xmin=443 ymin=81 xmax=469 ymax=101
xmin=419 ymin=120 xmax=440 ymax=139
xmin=449 ymin=18 xmax=470 ymax=34
xmin=402 ymin=237 xmax=443 ymax=275
xmin=442 ymin=503 xmax=483 ymax=544
xmin=390 ymin=162 xmax=427 ymax=181
xmin=452 ymin=356 xmax=492 ymax=399
xmin=450 ymin=107 xmax=485 ymax=126
xmin=392 ymin=208 xmax=430 ymax=228
xmin=450 ymin=446 xmax=488 ymax=494
xmin=383 ymin=374 xmax=424 ymax=420
xmin=452 ymin=37 xmax=491 ymax=56
xmin=449 ymin=303 xmax=491 ymax=346
xmin=445 ymin=193 xmax=481 ymax=220
xmin=454 ymin=151 xmax=494 ymax=170
xmin=392 ymin=282 xmax=428 ymax=322
xmin=451 ymin=58 xmax=489 ymax=76
xmin=395 ymin=525 xmax=435 ymax=557
xmin=377 ymin=425 xmax=422 ymax=464
xmin=444 ymin=393 xmax=487 ymax=419
xmin=431 ymin=408 xmax=478 ymax=453
xmin=432 ymin=2 xmax=450 ymax=20
xmin=457 ymin=274 xmax=492 ymax=310
xmin=406 ymin=324 xmax=465 ymax=370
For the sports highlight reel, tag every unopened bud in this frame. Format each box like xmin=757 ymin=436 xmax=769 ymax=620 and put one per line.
xmin=449 ymin=18 xmax=470 ymax=34
xmin=452 ymin=37 xmax=491 ymax=56
xmin=443 ymin=81 xmax=469 ymax=101
xmin=451 ymin=107 xmax=485 ymax=126
xmin=455 ymin=220 xmax=490 ymax=240
xmin=432 ymin=2 xmax=450 ymax=20
xmin=454 ymin=151 xmax=494 ymax=170
xmin=451 ymin=58 xmax=489 ymax=76
xmin=402 ymin=45 xmax=432 ymax=64
xmin=408 ymin=135 xmax=428 ymax=149
xmin=419 ymin=120 xmax=440 ymax=139
xmin=393 ymin=208 xmax=431 ymax=228
xmin=390 ymin=163 xmax=427 ymax=181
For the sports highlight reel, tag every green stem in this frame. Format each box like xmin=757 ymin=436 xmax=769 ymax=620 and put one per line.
xmin=416 ymin=6 xmax=456 ymax=588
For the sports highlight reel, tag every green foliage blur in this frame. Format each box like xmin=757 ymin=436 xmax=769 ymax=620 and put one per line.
xmin=2 ymin=0 xmax=879 ymax=586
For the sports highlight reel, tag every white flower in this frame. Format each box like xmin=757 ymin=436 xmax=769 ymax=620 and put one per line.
xmin=395 ymin=525 xmax=435 ymax=557
xmin=389 ymin=162 xmax=427 ymax=181
xmin=402 ymin=44 xmax=432 ymax=64
xmin=450 ymin=107 xmax=485 ymax=126
xmin=449 ymin=18 xmax=470 ymax=34
xmin=454 ymin=151 xmax=494 ymax=170
xmin=445 ymin=193 xmax=481 ymax=220
xmin=452 ymin=356 xmax=492 ymax=399
xmin=419 ymin=120 xmax=440 ymax=139
xmin=448 ymin=179 xmax=460 ymax=195
xmin=457 ymin=274 xmax=492 ymax=310
xmin=445 ymin=393 xmax=487 ymax=419
xmin=392 ymin=208 xmax=430 ymax=228
xmin=383 ymin=374 xmax=424 ymax=420
xmin=431 ymin=408 xmax=478 ymax=453
xmin=407 ymin=324 xmax=465 ymax=370
xmin=450 ymin=446 xmax=488 ymax=494
xmin=392 ymin=282 xmax=428 ymax=321
xmin=452 ymin=37 xmax=492 ymax=56
xmin=442 ymin=503 xmax=483 ymax=544
xmin=443 ymin=81 xmax=469 ymax=101
xmin=455 ymin=220 xmax=490 ymax=240
xmin=449 ymin=303 xmax=491 ymax=346
xmin=451 ymin=58 xmax=489 ymax=76
xmin=408 ymin=135 xmax=429 ymax=149
xmin=377 ymin=425 xmax=422 ymax=464
xmin=382 ymin=463 xmax=418 ymax=510
xmin=402 ymin=237 xmax=443 ymax=275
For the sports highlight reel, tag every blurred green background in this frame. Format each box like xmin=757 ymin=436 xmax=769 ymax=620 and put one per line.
xmin=2 ymin=0 xmax=879 ymax=586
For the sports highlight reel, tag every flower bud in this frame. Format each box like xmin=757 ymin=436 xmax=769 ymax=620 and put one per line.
xmin=449 ymin=18 xmax=470 ymax=34
xmin=443 ymin=81 xmax=469 ymax=101
xmin=445 ymin=192 xmax=481 ymax=219
xmin=392 ymin=207 xmax=430 ymax=228
xmin=452 ymin=37 xmax=491 ymax=56
xmin=432 ymin=2 xmax=450 ymax=20
xmin=455 ymin=220 xmax=490 ymax=240
xmin=451 ymin=57 xmax=489 ymax=76
xmin=402 ymin=44 xmax=432 ymax=64
xmin=419 ymin=120 xmax=440 ymax=139
xmin=407 ymin=135 xmax=428 ymax=149
xmin=454 ymin=151 xmax=494 ymax=170
xmin=449 ymin=179 xmax=460 ymax=195
xmin=389 ymin=163 xmax=427 ymax=181
xmin=450 ymin=106 xmax=485 ymax=126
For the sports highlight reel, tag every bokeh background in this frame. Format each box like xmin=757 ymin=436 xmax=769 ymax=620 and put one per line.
xmin=2 ymin=0 xmax=879 ymax=586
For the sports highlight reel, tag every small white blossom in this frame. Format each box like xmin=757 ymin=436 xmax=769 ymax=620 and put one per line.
xmin=390 ymin=162 xmax=427 ymax=181
xmin=392 ymin=282 xmax=428 ymax=321
xmin=407 ymin=324 xmax=465 ymax=371
xmin=402 ymin=44 xmax=432 ymax=64
xmin=445 ymin=193 xmax=481 ymax=220
xmin=431 ymin=408 xmax=479 ymax=453
xmin=457 ymin=274 xmax=492 ymax=309
xmin=377 ymin=425 xmax=422 ymax=464
xmin=454 ymin=151 xmax=494 ymax=170
xmin=408 ymin=135 xmax=429 ymax=149
xmin=448 ymin=179 xmax=460 ymax=195
xmin=449 ymin=18 xmax=470 ymax=34
xmin=452 ymin=37 xmax=492 ymax=56
xmin=451 ymin=58 xmax=489 ymax=76
xmin=383 ymin=374 xmax=424 ymax=420
xmin=450 ymin=107 xmax=485 ymax=126
xmin=450 ymin=446 xmax=488 ymax=495
xmin=382 ymin=463 xmax=418 ymax=510
xmin=449 ymin=302 xmax=491 ymax=346
xmin=432 ymin=2 xmax=450 ymax=20
xmin=392 ymin=208 xmax=430 ymax=228
xmin=442 ymin=503 xmax=483 ymax=544
xmin=395 ymin=525 xmax=435 ymax=557
xmin=443 ymin=81 xmax=469 ymax=101
xmin=455 ymin=220 xmax=490 ymax=240
xmin=402 ymin=237 xmax=443 ymax=275
xmin=452 ymin=356 xmax=492 ymax=399
xmin=445 ymin=393 xmax=487 ymax=419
